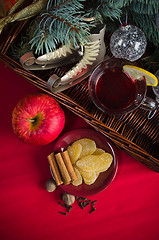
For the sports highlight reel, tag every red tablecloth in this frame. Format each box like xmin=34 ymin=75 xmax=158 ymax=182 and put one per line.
xmin=0 ymin=62 xmax=159 ymax=240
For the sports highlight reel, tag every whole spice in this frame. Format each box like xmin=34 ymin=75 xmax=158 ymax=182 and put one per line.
xmin=45 ymin=179 xmax=57 ymax=192
xmin=76 ymin=196 xmax=91 ymax=209
xmin=62 ymin=192 xmax=75 ymax=206
xmin=55 ymin=152 xmax=71 ymax=185
xmin=47 ymin=152 xmax=63 ymax=186
xmin=89 ymin=200 xmax=97 ymax=213
xmin=61 ymin=150 xmax=77 ymax=182
xmin=58 ymin=202 xmax=73 ymax=213
xmin=58 ymin=193 xmax=98 ymax=215
xmin=59 ymin=211 xmax=68 ymax=215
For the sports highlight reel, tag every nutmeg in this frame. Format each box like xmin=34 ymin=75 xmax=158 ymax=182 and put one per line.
xmin=45 ymin=179 xmax=57 ymax=192
xmin=62 ymin=192 xmax=75 ymax=205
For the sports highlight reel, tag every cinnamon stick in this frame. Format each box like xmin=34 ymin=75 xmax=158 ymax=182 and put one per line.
xmin=55 ymin=152 xmax=71 ymax=185
xmin=61 ymin=150 xmax=77 ymax=182
xmin=47 ymin=152 xmax=63 ymax=186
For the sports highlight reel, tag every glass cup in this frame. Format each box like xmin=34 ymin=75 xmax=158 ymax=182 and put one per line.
xmin=88 ymin=58 xmax=158 ymax=119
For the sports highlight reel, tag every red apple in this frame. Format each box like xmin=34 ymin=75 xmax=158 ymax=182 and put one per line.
xmin=12 ymin=93 xmax=65 ymax=145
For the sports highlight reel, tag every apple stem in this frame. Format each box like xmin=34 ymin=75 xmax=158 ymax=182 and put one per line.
xmin=26 ymin=118 xmax=36 ymax=123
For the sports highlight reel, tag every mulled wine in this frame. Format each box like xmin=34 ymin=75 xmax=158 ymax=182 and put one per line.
xmin=95 ymin=67 xmax=138 ymax=110
xmin=89 ymin=58 xmax=157 ymax=118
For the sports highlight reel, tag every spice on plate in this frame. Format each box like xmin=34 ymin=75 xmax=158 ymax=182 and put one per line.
xmin=55 ymin=152 xmax=71 ymax=185
xmin=61 ymin=150 xmax=78 ymax=182
xmin=47 ymin=152 xmax=63 ymax=186
xmin=48 ymin=150 xmax=77 ymax=186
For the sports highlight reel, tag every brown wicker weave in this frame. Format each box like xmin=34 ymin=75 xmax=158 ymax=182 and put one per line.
xmin=0 ymin=20 xmax=159 ymax=172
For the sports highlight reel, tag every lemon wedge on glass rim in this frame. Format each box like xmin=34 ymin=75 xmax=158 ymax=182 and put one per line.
xmin=123 ymin=65 xmax=158 ymax=87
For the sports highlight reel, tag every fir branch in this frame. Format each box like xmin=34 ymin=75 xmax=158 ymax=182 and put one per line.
xmin=124 ymin=0 xmax=159 ymax=15
xmin=9 ymin=19 xmax=38 ymax=60
xmin=10 ymin=37 xmax=31 ymax=60
xmin=83 ymin=0 xmax=123 ymax=21
xmin=30 ymin=0 xmax=92 ymax=54
xmin=47 ymin=0 xmax=82 ymax=10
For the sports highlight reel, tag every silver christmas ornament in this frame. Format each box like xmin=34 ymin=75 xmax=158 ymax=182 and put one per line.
xmin=110 ymin=24 xmax=147 ymax=62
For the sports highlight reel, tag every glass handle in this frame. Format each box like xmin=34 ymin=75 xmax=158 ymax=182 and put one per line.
xmin=140 ymin=97 xmax=158 ymax=119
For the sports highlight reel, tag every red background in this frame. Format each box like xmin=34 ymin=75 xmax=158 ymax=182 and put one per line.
xmin=0 ymin=61 xmax=159 ymax=240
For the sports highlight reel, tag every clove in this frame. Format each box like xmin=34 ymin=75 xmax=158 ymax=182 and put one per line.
xmin=58 ymin=201 xmax=73 ymax=213
xmin=89 ymin=200 xmax=97 ymax=213
xmin=59 ymin=211 xmax=68 ymax=215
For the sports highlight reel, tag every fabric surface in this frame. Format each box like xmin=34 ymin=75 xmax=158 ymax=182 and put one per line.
xmin=0 ymin=62 xmax=159 ymax=240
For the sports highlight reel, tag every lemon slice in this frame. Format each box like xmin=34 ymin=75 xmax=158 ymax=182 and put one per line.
xmin=123 ymin=65 xmax=158 ymax=87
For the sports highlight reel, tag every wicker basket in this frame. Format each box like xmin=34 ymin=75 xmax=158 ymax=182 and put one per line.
xmin=0 ymin=20 xmax=159 ymax=172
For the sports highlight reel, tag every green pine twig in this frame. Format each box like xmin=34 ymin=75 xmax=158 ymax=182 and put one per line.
xmin=30 ymin=0 xmax=93 ymax=54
